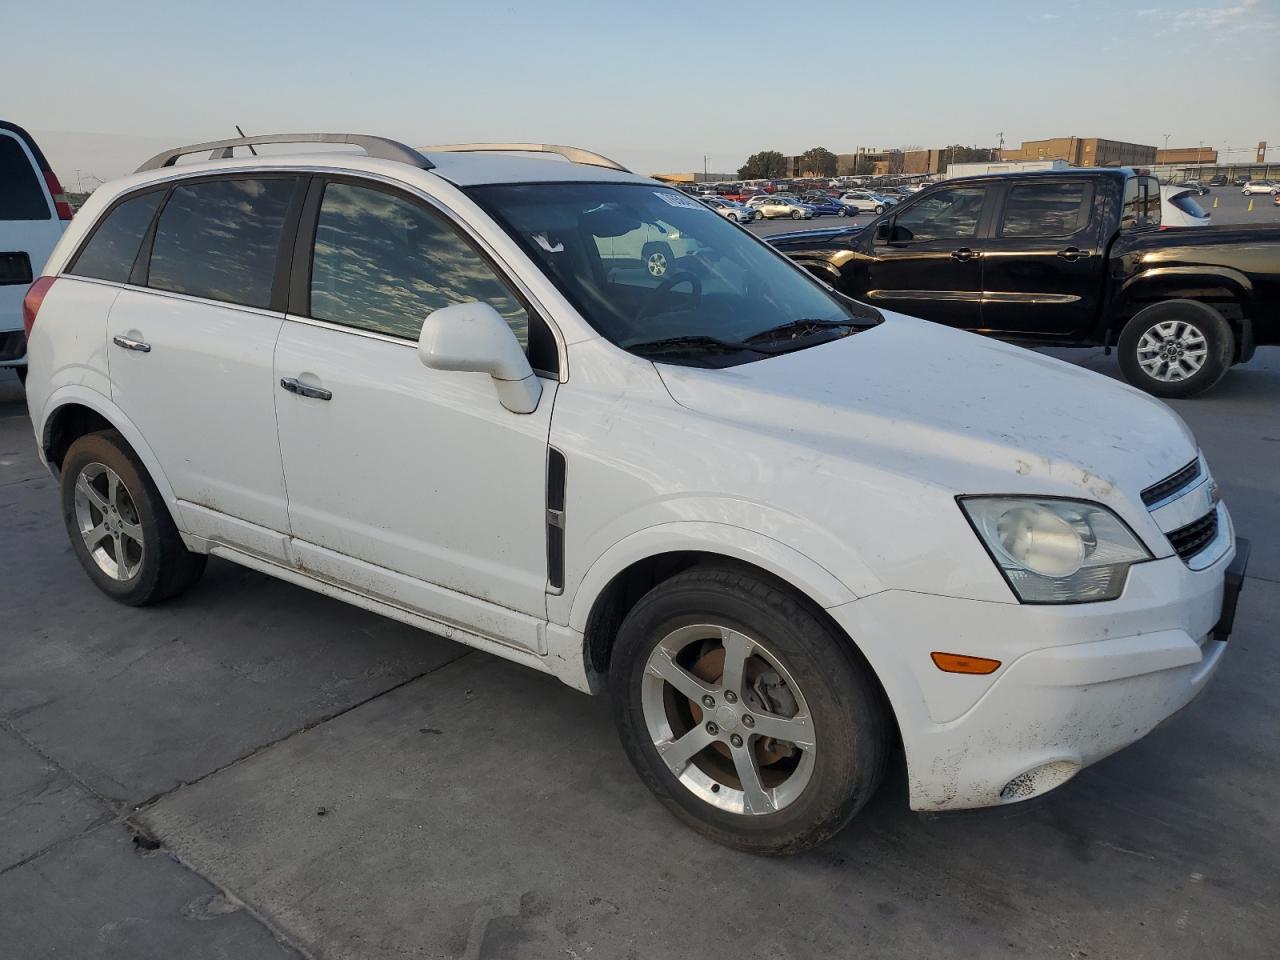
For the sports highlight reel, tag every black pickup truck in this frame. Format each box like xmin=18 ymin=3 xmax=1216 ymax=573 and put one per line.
xmin=767 ymin=169 xmax=1280 ymax=397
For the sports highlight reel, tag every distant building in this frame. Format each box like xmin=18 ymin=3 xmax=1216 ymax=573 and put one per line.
xmin=1000 ymin=137 xmax=1156 ymax=167
xmin=1155 ymin=147 xmax=1219 ymax=165
xmin=650 ymin=171 xmax=736 ymax=184
xmin=944 ymin=159 xmax=1069 ymax=179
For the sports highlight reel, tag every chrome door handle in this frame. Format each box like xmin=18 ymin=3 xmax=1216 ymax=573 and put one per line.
xmin=1057 ymin=247 xmax=1090 ymax=261
xmin=280 ymin=377 xmax=332 ymax=401
xmin=950 ymin=248 xmax=979 ymax=262
xmin=112 ymin=335 xmax=151 ymax=353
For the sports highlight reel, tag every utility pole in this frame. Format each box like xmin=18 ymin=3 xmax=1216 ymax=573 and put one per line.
xmin=997 ymin=132 xmax=1005 ymax=158
xmin=1163 ymin=133 xmax=1171 ymax=151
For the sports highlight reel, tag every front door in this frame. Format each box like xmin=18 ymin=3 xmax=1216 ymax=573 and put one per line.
xmin=978 ymin=178 xmax=1102 ymax=338
xmin=863 ymin=184 xmax=991 ymax=328
xmin=273 ymin=178 xmax=555 ymax=641
xmin=105 ymin=175 xmax=301 ymax=557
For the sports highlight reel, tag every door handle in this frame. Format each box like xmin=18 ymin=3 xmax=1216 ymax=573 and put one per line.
xmin=280 ymin=377 xmax=332 ymax=401
xmin=1057 ymin=247 xmax=1090 ymax=261
xmin=112 ymin=335 xmax=151 ymax=353
xmin=950 ymin=248 xmax=979 ymax=262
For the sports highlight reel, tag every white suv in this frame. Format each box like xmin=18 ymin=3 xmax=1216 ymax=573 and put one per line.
xmin=2 ymin=121 xmax=71 ymax=382
xmin=24 ymin=133 xmax=1247 ymax=854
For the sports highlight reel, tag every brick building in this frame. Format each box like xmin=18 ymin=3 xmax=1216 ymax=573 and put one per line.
xmin=1000 ymin=137 xmax=1157 ymax=167
xmin=1155 ymin=146 xmax=1220 ymax=165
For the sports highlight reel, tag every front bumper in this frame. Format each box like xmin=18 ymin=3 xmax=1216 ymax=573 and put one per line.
xmin=827 ymin=531 xmax=1245 ymax=811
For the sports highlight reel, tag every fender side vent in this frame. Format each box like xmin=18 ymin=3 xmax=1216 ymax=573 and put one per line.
xmin=546 ymin=448 xmax=566 ymax=592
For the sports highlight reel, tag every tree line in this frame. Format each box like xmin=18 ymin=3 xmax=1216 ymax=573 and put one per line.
xmin=737 ymin=145 xmax=998 ymax=180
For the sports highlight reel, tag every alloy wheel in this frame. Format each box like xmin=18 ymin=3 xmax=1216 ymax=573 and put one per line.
xmin=1136 ymin=320 xmax=1208 ymax=382
xmin=641 ymin=624 xmax=817 ymax=816
xmin=647 ymin=252 xmax=668 ymax=278
xmin=73 ymin=462 xmax=144 ymax=580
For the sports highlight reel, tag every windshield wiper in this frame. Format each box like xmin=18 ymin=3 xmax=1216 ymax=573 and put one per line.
xmin=743 ymin=318 xmax=858 ymax=348
xmin=625 ymin=334 xmax=763 ymax=357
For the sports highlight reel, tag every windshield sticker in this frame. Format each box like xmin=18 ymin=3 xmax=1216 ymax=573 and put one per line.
xmin=655 ymin=191 xmax=707 ymax=210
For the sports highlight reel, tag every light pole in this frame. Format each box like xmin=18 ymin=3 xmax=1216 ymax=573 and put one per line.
xmin=1163 ymin=133 xmax=1171 ymax=151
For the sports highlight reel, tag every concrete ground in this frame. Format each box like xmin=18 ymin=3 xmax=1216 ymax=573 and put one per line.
xmin=1 ymin=344 xmax=1277 ymax=960
xmin=745 ymin=181 xmax=1280 ymax=237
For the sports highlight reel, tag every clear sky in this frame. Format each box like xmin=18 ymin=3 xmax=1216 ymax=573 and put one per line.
xmin=6 ymin=0 xmax=1278 ymax=184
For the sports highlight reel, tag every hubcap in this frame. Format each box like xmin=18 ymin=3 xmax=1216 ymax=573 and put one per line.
xmin=641 ymin=624 xmax=816 ymax=816
xmin=73 ymin=462 xmax=144 ymax=580
xmin=646 ymin=252 xmax=668 ymax=277
xmin=1136 ymin=320 xmax=1208 ymax=382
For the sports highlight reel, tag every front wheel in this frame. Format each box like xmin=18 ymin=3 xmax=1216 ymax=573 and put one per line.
xmin=609 ymin=565 xmax=888 ymax=854
xmin=728 ymin=212 xmax=740 ymax=223
xmin=874 ymin=204 xmax=885 ymax=214
xmin=1116 ymin=300 xmax=1234 ymax=398
xmin=837 ymin=207 xmax=848 ymax=217
xmin=791 ymin=210 xmax=803 ymax=220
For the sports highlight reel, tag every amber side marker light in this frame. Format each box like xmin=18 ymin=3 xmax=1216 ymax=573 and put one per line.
xmin=931 ymin=652 xmax=1001 ymax=675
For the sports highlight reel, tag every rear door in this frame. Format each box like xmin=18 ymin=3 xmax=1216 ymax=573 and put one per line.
xmin=978 ymin=178 xmax=1103 ymax=338
xmin=0 ymin=125 xmax=66 ymax=364
xmin=104 ymin=174 xmax=303 ymax=559
xmin=862 ymin=184 xmax=991 ymax=327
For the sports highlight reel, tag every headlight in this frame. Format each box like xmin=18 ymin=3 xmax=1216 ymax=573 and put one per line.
xmin=960 ymin=497 xmax=1151 ymax=603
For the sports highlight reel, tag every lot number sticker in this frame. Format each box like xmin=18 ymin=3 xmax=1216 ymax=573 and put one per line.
xmin=655 ymin=191 xmax=707 ymax=210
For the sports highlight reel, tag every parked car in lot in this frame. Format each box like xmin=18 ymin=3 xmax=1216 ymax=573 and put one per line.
xmin=1233 ymin=176 xmax=1250 ymax=186
xmin=745 ymin=195 xmax=814 ymax=219
xmin=1209 ymin=175 xmax=1228 ymax=187
xmin=1 ymin=121 xmax=72 ymax=383
xmin=770 ymin=168 xmax=1280 ymax=397
xmin=1241 ymin=180 xmax=1278 ymax=195
xmin=1174 ymin=180 xmax=1209 ymax=196
xmin=1161 ymin=185 xmax=1211 ymax=228
xmin=24 ymin=134 xmax=1249 ymax=855
xmin=699 ymin=195 xmax=757 ymax=223
xmin=799 ymin=196 xmax=849 ymax=217
xmin=838 ymin=191 xmax=894 ymax=214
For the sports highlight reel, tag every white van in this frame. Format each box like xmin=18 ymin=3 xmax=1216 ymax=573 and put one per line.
xmin=24 ymin=134 xmax=1247 ymax=854
xmin=1 ymin=121 xmax=71 ymax=382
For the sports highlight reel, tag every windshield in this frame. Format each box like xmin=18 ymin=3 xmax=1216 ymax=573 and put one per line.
xmin=469 ymin=182 xmax=878 ymax=366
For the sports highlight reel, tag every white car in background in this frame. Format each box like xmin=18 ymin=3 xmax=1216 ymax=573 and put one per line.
xmin=1 ymin=121 xmax=72 ymax=383
xmin=1161 ymin=184 xmax=1211 ymax=228
xmin=837 ymin=190 xmax=896 ymax=215
xmin=699 ymin=195 xmax=757 ymax=223
xmin=23 ymin=133 xmax=1246 ymax=855
xmin=1240 ymin=180 xmax=1277 ymax=196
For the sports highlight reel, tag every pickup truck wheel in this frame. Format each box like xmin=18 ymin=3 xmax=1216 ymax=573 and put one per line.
xmin=1117 ymin=300 xmax=1234 ymax=399
xmin=60 ymin=430 xmax=207 ymax=605
xmin=609 ymin=564 xmax=888 ymax=855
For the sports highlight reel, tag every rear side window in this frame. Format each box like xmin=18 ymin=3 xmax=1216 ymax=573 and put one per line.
xmin=0 ymin=134 xmax=49 ymax=220
xmin=69 ymin=192 xmax=163 ymax=283
xmin=308 ymin=181 xmax=530 ymax=346
xmin=999 ymin=181 xmax=1092 ymax=238
xmin=148 ymin=177 xmax=296 ymax=309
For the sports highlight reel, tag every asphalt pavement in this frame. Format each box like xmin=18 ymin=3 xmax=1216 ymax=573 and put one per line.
xmin=1 ymin=341 xmax=1278 ymax=960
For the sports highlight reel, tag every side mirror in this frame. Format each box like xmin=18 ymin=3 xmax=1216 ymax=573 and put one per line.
xmin=874 ymin=219 xmax=894 ymax=243
xmin=418 ymin=301 xmax=542 ymax=414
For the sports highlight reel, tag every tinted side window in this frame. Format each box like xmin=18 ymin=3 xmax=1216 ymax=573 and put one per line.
xmin=0 ymin=135 xmax=49 ymax=220
xmin=893 ymin=187 xmax=986 ymax=241
xmin=999 ymin=181 xmax=1091 ymax=238
xmin=1120 ymin=177 xmax=1160 ymax=231
xmin=69 ymin=192 xmax=163 ymax=283
xmin=309 ymin=181 xmax=529 ymax=346
xmin=148 ymin=178 xmax=296 ymax=309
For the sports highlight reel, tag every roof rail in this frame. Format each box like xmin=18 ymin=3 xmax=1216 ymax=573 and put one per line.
xmin=135 ymin=133 xmax=434 ymax=173
xmin=420 ymin=143 xmax=629 ymax=173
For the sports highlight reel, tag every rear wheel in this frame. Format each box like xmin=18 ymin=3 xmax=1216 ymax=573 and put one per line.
xmin=1116 ymin=299 xmax=1234 ymax=398
xmin=60 ymin=430 xmax=207 ymax=605
xmin=609 ymin=565 xmax=888 ymax=854
xmin=641 ymin=242 xmax=674 ymax=279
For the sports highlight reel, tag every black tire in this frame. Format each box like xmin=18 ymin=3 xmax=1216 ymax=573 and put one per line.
xmin=837 ymin=207 xmax=848 ymax=217
xmin=60 ymin=429 xmax=207 ymax=606
xmin=791 ymin=210 xmax=803 ymax=220
xmin=874 ymin=204 xmax=885 ymax=214
xmin=1116 ymin=299 xmax=1234 ymax=399
xmin=609 ymin=564 xmax=888 ymax=855
xmin=641 ymin=242 xmax=674 ymax=279
xmin=728 ymin=212 xmax=739 ymax=223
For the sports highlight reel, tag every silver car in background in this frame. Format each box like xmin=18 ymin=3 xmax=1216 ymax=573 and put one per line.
xmin=700 ymin=195 xmax=757 ymax=223
xmin=745 ymin=195 xmax=814 ymax=220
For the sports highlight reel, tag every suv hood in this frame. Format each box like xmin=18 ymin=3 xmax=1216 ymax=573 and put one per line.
xmin=655 ymin=314 xmax=1197 ymax=510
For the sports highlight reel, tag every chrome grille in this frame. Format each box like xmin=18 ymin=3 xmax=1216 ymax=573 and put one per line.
xmin=1167 ymin=510 xmax=1219 ymax=563
xmin=1142 ymin=458 xmax=1201 ymax=508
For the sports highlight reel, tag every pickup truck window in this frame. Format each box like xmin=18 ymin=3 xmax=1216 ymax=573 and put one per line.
xmin=999 ymin=182 xmax=1092 ymax=238
xmin=893 ymin=187 xmax=986 ymax=242
xmin=1120 ymin=176 xmax=1161 ymax=231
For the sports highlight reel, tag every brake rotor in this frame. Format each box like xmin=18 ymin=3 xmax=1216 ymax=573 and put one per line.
xmin=685 ymin=644 xmax=791 ymax=766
